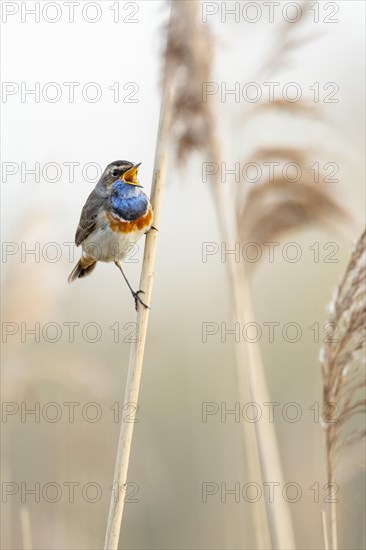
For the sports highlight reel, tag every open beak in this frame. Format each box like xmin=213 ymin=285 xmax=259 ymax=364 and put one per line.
xmin=122 ymin=163 xmax=142 ymax=187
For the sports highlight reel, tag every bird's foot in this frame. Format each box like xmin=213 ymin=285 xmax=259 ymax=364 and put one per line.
xmin=132 ymin=290 xmax=150 ymax=311
xmin=146 ymin=226 xmax=158 ymax=234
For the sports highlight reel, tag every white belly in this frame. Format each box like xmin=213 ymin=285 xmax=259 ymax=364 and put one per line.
xmin=81 ymin=224 xmax=147 ymax=262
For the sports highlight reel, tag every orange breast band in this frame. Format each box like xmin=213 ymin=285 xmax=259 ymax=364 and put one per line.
xmin=106 ymin=208 xmax=153 ymax=234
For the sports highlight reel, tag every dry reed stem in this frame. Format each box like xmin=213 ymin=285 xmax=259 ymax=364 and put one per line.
xmin=207 ymin=125 xmax=295 ymax=549
xmin=225 ymin=235 xmax=296 ymax=550
xmin=212 ymin=169 xmax=272 ymax=550
xmin=103 ymin=10 xmax=174 ymax=549
xmin=320 ymin=229 xmax=366 ymax=550
xmin=20 ymin=506 xmax=33 ymax=550
xmin=209 ymin=159 xmax=297 ymax=547
xmin=321 ymin=510 xmax=330 ymax=550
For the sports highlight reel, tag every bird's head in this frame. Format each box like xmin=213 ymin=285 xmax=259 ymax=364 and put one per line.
xmin=102 ymin=160 xmax=142 ymax=188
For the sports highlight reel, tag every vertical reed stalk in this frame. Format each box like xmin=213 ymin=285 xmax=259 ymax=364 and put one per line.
xmin=210 ymin=164 xmax=271 ymax=550
xmin=330 ymin=499 xmax=337 ymax=550
xmin=20 ymin=506 xmax=32 ymax=550
xmin=321 ymin=510 xmax=330 ymax=550
xmin=103 ymin=13 xmax=174 ymax=549
xmin=235 ymin=267 xmax=295 ymax=550
xmin=209 ymin=154 xmax=295 ymax=548
xmin=326 ymin=435 xmax=337 ymax=550
xmin=325 ymin=382 xmax=338 ymax=550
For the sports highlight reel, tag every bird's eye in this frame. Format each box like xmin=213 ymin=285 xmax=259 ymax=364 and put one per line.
xmin=112 ymin=168 xmax=120 ymax=177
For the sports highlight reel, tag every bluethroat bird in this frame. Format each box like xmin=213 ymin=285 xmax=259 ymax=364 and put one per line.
xmin=68 ymin=160 xmax=153 ymax=310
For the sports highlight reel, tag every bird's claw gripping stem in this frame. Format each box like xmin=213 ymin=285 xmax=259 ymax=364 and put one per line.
xmin=133 ymin=290 xmax=150 ymax=311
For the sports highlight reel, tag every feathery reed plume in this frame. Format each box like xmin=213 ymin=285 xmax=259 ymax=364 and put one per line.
xmin=320 ymin=229 xmax=366 ymax=550
xmin=257 ymin=1 xmax=318 ymax=79
xmin=103 ymin=4 xmax=175 ymax=549
xmin=165 ymin=0 xmax=215 ymax=162
xmin=237 ymin=151 xmax=350 ymax=246
xmin=236 ymin=2 xmax=353 ymax=253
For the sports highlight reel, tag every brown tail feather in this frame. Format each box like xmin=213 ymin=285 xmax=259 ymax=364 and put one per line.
xmin=68 ymin=259 xmax=96 ymax=283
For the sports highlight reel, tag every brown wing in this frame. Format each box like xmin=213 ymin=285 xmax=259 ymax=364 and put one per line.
xmin=75 ymin=189 xmax=106 ymax=246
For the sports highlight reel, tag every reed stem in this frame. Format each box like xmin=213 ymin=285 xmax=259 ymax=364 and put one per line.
xmin=211 ymin=171 xmax=295 ymax=549
xmin=330 ymin=499 xmax=338 ymax=550
xmin=321 ymin=510 xmax=330 ymax=550
xmin=103 ymin=26 xmax=174 ymax=550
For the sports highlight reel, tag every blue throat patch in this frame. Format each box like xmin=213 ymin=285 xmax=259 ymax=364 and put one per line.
xmin=110 ymin=181 xmax=148 ymax=221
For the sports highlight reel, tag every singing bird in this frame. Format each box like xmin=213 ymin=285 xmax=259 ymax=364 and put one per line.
xmin=68 ymin=160 xmax=153 ymax=310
